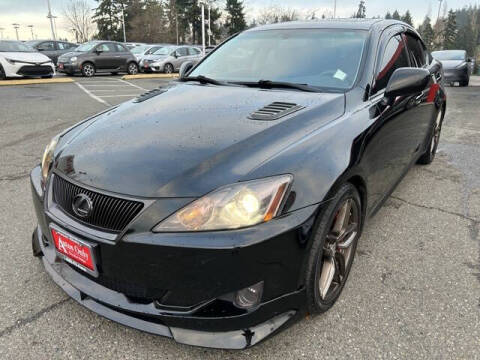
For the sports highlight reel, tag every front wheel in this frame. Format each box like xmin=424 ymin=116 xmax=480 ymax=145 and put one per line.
xmin=417 ymin=108 xmax=444 ymax=165
xmin=0 ymin=64 xmax=6 ymax=80
xmin=81 ymin=63 xmax=95 ymax=77
xmin=127 ymin=62 xmax=138 ymax=75
xmin=164 ymin=63 xmax=174 ymax=74
xmin=460 ymin=78 xmax=469 ymax=87
xmin=306 ymin=183 xmax=362 ymax=314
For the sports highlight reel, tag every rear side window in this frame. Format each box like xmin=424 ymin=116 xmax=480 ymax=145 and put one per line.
xmin=97 ymin=43 xmax=116 ymax=52
xmin=40 ymin=41 xmax=55 ymax=50
xmin=58 ymin=42 xmax=72 ymax=50
xmin=405 ymin=34 xmax=426 ymax=67
xmin=115 ymin=44 xmax=128 ymax=52
xmin=188 ymin=47 xmax=201 ymax=55
xmin=176 ymin=47 xmax=188 ymax=57
xmin=372 ymin=34 xmax=409 ymax=95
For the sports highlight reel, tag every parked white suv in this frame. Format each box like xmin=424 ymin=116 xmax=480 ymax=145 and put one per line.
xmin=0 ymin=40 xmax=55 ymax=79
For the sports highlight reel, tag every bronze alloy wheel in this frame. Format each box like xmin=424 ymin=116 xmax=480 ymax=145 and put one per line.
xmin=306 ymin=183 xmax=362 ymax=313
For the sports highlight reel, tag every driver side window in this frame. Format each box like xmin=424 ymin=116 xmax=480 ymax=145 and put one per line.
xmin=372 ymin=34 xmax=409 ymax=95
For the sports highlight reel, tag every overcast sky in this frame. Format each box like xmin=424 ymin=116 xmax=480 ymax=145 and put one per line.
xmin=0 ymin=0 xmax=478 ymax=41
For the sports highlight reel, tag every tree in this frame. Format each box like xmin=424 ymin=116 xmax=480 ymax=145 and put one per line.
xmin=443 ymin=9 xmax=457 ymax=49
xmin=401 ymin=10 xmax=413 ymax=25
xmin=225 ymin=0 xmax=247 ymax=35
xmin=354 ymin=0 xmax=366 ymax=18
xmin=256 ymin=6 xmax=299 ymax=25
xmin=385 ymin=11 xmax=392 ymax=19
xmin=93 ymin=0 xmax=122 ymax=40
xmin=392 ymin=10 xmax=401 ymax=20
xmin=418 ymin=16 xmax=435 ymax=49
xmin=63 ymin=0 xmax=95 ymax=42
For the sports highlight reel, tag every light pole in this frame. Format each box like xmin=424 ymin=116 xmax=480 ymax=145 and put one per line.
xmin=121 ymin=6 xmax=127 ymax=43
xmin=28 ymin=25 xmax=34 ymax=39
xmin=46 ymin=0 xmax=56 ymax=41
xmin=12 ymin=23 xmax=20 ymax=40
xmin=199 ymin=0 xmax=206 ymax=56
xmin=333 ymin=0 xmax=337 ymax=18
xmin=436 ymin=0 xmax=443 ymax=21
xmin=208 ymin=3 xmax=211 ymax=47
xmin=0 ymin=27 xmax=4 ymax=39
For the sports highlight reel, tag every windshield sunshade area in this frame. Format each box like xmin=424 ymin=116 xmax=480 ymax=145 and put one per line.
xmin=431 ymin=50 xmax=465 ymax=61
xmin=0 ymin=41 xmax=35 ymax=52
xmin=189 ymin=29 xmax=368 ymax=90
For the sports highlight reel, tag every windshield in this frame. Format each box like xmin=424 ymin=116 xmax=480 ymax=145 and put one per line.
xmin=431 ymin=50 xmax=466 ymax=61
xmin=153 ymin=46 xmax=174 ymax=56
xmin=75 ymin=42 xmax=97 ymax=52
xmin=190 ymin=29 xmax=368 ymax=90
xmin=0 ymin=41 xmax=36 ymax=52
xmin=131 ymin=45 xmax=149 ymax=54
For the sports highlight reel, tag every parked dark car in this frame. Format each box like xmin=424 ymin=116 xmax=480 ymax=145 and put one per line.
xmin=25 ymin=40 xmax=78 ymax=65
xmin=57 ymin=41 xmax=139 ymax=77
xmin=431 ymin=49 xmax=472 ymax=86
xmin=31 ymin=19 xmax=446 ymax=349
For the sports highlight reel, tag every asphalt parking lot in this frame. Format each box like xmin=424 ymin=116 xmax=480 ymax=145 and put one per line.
xmin=0 ymin=76 xmax=479 ymax=359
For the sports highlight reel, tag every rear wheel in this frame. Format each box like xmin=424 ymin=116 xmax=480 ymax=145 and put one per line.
xmin=81 ymin=62 xmax=95 ymax=77
xmin=306 ymin=183 xmax=362 ymax=314
xmin=164 ymin=63 xmax=174 ymax=74
xmin=460 ymin=78 xmax=469 ymax=87
xmin=0 ymin=64 xmax=6 ymax=80
xmin=127 ymin=62 xmax=138 ymax=75
xmin=417 ymin=108 xmax=444 ymax=165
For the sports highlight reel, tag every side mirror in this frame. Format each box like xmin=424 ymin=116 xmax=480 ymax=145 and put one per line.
xmin=385 ymin=68 xmax=430 ymax=98
xmin=467 ymin=57 xmax=474 ymax=63
xmin=95 ymin=49 xmax=103 ymax=55
xmin=179 ymin=61 xmax=194 ymax=79
xmin=173 ymin=52 xmax=179 ymax=58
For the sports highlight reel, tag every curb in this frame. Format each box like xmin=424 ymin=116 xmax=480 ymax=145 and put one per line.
xmin=0 ymin=78 xmax=75 ymax=86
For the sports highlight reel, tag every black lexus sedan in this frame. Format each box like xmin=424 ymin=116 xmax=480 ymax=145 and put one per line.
xmin=57 ymin=41 xmax=139 ymax=77
xmin=31 ymin=19 xmax=446 ymax=349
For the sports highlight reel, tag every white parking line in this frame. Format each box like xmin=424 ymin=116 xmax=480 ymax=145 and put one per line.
xmin=97 ymin=94 xmax=140 ymax=98
xmin=117 ymin=78 xmax=148 ymax=91
xmin=75 ymin=82 xmax=110 ymax=106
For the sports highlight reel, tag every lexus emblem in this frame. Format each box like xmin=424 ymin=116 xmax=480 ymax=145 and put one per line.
xmin=72 ymin=193 xmax=93 ymax=218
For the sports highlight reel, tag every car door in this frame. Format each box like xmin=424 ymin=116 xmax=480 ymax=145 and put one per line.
xmin=114 ymin=43 xmax=130 ymax=69
xmin=37 ymin=41 xmax=58 ymax=63
xmin=173 ymin=47 xmax=189 ymax=70
xmin=362 ymin=30 xmax=423 ymax=211
xmin=94 ymin=43 xmax=117 ymax=70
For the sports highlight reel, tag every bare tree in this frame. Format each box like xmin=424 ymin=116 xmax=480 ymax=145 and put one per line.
xmin=63 ymin=0 xmax=95 ymax=43
xmin=256 ymin=6 xmax=299 ymax=25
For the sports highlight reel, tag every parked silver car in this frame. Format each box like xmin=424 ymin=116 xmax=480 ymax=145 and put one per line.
xmin=131 ymin=44 xmax=169 ymax=62
xmin=139 ymin=45 xmax=203 ymax=73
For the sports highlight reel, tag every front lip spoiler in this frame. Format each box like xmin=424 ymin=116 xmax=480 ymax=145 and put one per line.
xmin=39 ymin=233 xmax=296 ymax=349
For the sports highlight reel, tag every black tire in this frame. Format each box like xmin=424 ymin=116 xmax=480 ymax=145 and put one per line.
xmin=0 ymin=64 xmax=6 ymax=80
xmin=164 ymin=63 xmax=174 ymax=74
xmin=417 ymin=107 xmax=444 ymax=165
xmin=81 ymin=62 xmax=95 ymax=77
xmin=460 ymin=78 xmax=469 ymax=87
xmin=305 ymin=183 xmax=363 ymax=314
xmin=127 ymin=62 xmax=138 ymax=75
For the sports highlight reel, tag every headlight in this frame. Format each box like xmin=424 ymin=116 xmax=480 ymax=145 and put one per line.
xmin=5 ymin=58 xmax=16 ymax=65
xmin=41 ymin=135 xmax=60 ymax=184
xmin=153 ymin=175 xmax=292 ymax=232
xmin=70 ymin=56 xmax=77 ymax=62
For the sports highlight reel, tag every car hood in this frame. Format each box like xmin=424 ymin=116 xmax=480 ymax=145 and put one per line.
xmin=55 ymin=83 xmax=345 ymax=198
xmin=440 ymin=60 xmax=465 ymax=69
xmin=58 ymin=51 xmax=85 ymax=60
xmin=0 ymin=51 xmax=51 ymax=63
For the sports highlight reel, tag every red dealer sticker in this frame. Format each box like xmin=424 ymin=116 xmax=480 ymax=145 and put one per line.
xmin=51 ymin=228 xmax=95 ymax=271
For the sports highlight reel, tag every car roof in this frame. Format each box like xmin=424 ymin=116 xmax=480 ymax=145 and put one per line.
xmin=246 ymin=18 xmax=400 ymax=32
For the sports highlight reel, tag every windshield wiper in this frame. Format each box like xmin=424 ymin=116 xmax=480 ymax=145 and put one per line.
xmin=181 ymin=75 xmax=226 ymax=86
xmin=233 ymin=80 xmax=324 ymax=93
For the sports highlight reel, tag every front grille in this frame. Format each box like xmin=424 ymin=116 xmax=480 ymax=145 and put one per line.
xmin=52 ymin=175 xmax=144 ymax=233
xmin=17 ymin=65 xmax=52 ymax=76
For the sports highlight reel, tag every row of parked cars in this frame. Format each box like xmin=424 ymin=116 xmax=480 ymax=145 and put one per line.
xmin=0 ymin=39 xmax=208 ymax=79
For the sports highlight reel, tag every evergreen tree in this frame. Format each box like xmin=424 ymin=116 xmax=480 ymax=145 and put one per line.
xmin=392 ymin=10 xmax=401 ymax=20
xmin=443 ymin=9 xmax=457 ymax=49
xmin=354 ymin=0 xmax=366 ymax=18
xmin=385 ymin=11 xmax=392 ymax=19
xmin=93 ymin=0 xmax=122 ymax=40
xmin=401 ymin=10 xmax=413 ymax=25
xmin=225 ymin=0 xmax=247 ymax=35
xmin=418 ymin=16 xmax=435 ymax=49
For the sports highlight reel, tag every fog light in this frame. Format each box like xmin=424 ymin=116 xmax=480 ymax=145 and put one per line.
xmin=235 ymin=281 xmax=264 ymax=309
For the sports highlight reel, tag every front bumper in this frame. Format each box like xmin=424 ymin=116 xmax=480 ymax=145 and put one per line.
xmin=57 ymin=62 xmax=80 ymax=74
xmin=1 ymin=60 xmax=55 ymax=78
xmin=141 ymin=62 xmax=164 ymax=72
xmin=31 ymin=166 xmax=318 ymax=348
xmin=444 ymin=68 xmax=469 ymax=83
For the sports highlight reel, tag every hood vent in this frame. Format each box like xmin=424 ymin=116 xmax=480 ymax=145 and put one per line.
xmin=134 ymin=88 xmax=166 ymax=103
xmin=248 ymin=102 xmax=304 ymax=121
